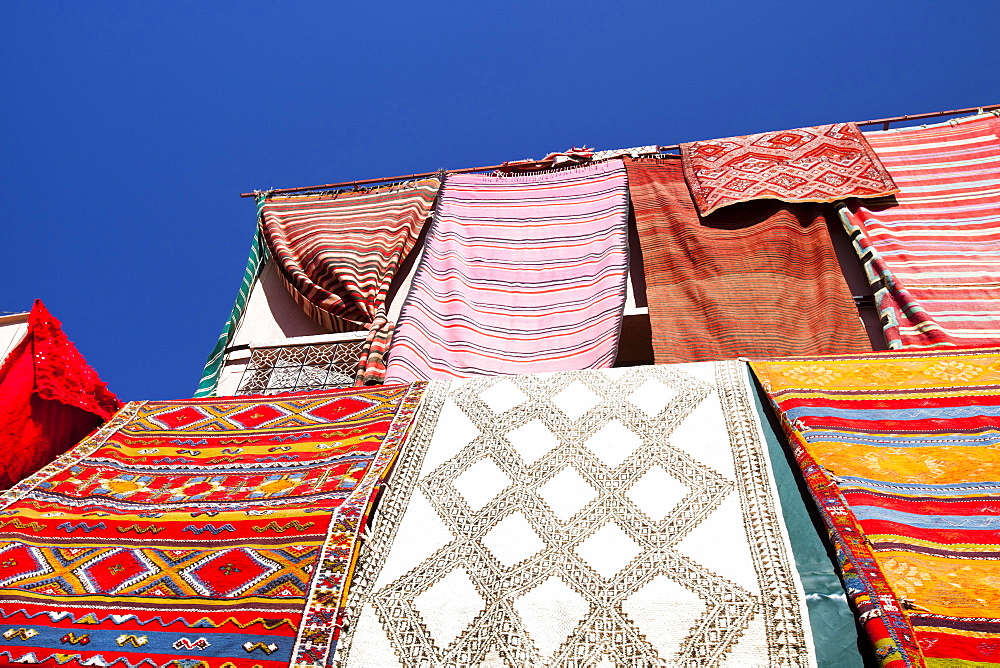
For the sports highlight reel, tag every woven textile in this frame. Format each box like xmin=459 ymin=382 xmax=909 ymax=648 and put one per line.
xmin=261 ymin=179 xmax=440 ymax=384
xmin=337 ymin=363 xmax=815 ymax=666
xmin=0 ymin=384 xmax=425 ymax=667
xmin=0 ymin=300 xmax=121 ymax=489
xmin=623 ymin=157 xmax=871 ymax=363
xmin=839 ymin=113 xmax=1000 ymax=348
xmin=681 ymin=122 xmax=897 ymax=216
xmin=384 ymin=161 xmax=630 ymax=382
xmin=197 ymin=226 xmax=269 ymax=396
xmin=590 ymin=145 xmax=661 ymax=161
xmin=753 ymin=348 xmax=1000 ymax=667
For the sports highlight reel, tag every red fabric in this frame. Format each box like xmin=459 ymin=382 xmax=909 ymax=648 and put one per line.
xmin=0 ymin=300 xmax=122 ymax=489
xmin=681 ymin=122 xmax=898 ymax=216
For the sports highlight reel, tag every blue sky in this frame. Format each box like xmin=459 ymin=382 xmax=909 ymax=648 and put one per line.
xmin=3 ymin=1 xmax=996 ymax=400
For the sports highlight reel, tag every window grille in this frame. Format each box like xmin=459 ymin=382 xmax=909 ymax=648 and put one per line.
xmin=236 ymin=340 xmax=365 ymax=395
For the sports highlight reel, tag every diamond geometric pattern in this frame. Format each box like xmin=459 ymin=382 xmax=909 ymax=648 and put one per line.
xmin=0 ymin=544 xmax=53 ymax=587
xmin=681 ymin=122 xmax=897 ymax=216
xmin=129 ymin=393 xmax=385 ymax=432
xmin=536 ymin=466 xmax=597 ymax=521
xmin=182 ymin=548 xmax=280 ymax=597
xmin=573 ymin=520 xmax=642 ymax=578
xmin=236 ymin=340 xmax=367 ymax=395
xmin=0 ymin=384 xmax=426 ymax=668
xmin=75 ymin=549 xmax=157 ymax=594
xmin=339 ymin=364 xmax=814 ymax=666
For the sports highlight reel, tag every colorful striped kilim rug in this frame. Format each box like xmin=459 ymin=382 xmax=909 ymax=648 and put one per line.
xmin=337 ymin=364 xmax=816 ymax=665
xmin=681 ymin=122 xmax=898 ymax=216
xmin=260 ymin=179 xmax=440 ymax=384
xmin=384 ymin=160 xmax=630 ymax=382
xmin=839 ymin=113 xmax=1000 ymax=348
xmin=0 ymin=384 xmax=425 ymax=667
xmin=753 ymin=348 xmax=1000 ymax=667
xmin=623 ymin=157 xmax=871 ymax=364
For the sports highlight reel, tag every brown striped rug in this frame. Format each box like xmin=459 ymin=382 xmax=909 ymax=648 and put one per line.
xmin=623 ymin=157 xmax=870 ymax=363
xmin=260 ymin=179 xmax=440 ymax=384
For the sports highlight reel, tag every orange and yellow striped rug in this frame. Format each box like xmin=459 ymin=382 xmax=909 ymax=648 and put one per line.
xmin=753 ymin=348 xmax=1000 ymax=668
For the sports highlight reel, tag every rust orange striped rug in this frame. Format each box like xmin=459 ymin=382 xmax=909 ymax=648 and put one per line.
xmin=624 ymin=157 xmax=871 ymax=363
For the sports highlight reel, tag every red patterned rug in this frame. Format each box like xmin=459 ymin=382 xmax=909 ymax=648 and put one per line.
xmin=0 ymin=383 xmax=425 ymax=667
xmin=681 ymin=122 xmax=897 ymax=216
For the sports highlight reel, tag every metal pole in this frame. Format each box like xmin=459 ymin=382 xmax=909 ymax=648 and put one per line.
xmin=240 ymin=103 xmax=1000 ymax=198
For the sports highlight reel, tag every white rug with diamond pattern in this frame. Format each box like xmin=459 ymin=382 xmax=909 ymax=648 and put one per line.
xmin=335 ymin=362 xmax=815 ymax=666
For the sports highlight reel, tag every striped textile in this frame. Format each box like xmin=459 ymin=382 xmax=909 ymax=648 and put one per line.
xmin=196 ymin=224 xmax=269 ymax=397
xmin=384 ymin=161 xmax=629 ymax=382
xmin=623 ymin=157 xmax=871 ymax=364
xmin=261 ymin=179 xmax=440 ymax=384
xmin=839 ymin=113 xmax=1000 ymax=348
xmin=753 ymin=348 xmax=1000 ymax=668
xmin=0 ymin=383 xmax=426 ymax=668
xmin=681 ymin=123 xmax=898 ymax=216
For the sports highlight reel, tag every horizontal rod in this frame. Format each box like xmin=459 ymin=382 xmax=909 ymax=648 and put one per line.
xmin=241 ymin=102 xmax=1000 ymax=198
xmin=240 ymin=160 xmax=556 ymax=198
xmin=655 ymin=103 xmax=1000 ymax=152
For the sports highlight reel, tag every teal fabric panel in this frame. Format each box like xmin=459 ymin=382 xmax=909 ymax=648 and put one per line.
xmin=748 ymin=369 xmax=871 ymax=667
xmin=195 ymin=217 xmax=269 ymax=397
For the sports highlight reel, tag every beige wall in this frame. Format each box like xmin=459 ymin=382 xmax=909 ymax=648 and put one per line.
xmin=0 ymin=312 xmax=29 ymax=363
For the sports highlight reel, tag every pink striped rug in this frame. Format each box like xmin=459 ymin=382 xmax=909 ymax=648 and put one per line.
xmin=384 ymin=160 xmax=629 ymax=382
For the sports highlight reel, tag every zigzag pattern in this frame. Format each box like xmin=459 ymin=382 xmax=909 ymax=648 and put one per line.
xmin=115 ymin=524 xmax=163 ymax=534
xmin=172 ymin=637 xmax=211 ymax=650
xmin=57 ymin=522 xmax=106 ymax=533
xmin=385 ymin=161 xmax=630 ymax=382
xmin=243 ymin=641 xmax=279 ymax=654
xmin=3 ymin=628 xmax=39 ymax=640
xmin=252 ymin=520 xmax=315 ymax=533
xmin=182 ymin=524 xmax=235 ymax=534
xmin=115 ymin=634 xmax=148 ymax=647
xmin=0 ymin=518 xmax=45 ymax=532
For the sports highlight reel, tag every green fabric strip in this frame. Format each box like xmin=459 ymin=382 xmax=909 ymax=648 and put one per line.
xmin=194 ymin=208 xmax=269 ymax=397
xmin=748 ymin=369 xmax=870 ymax=667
